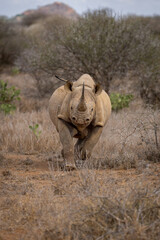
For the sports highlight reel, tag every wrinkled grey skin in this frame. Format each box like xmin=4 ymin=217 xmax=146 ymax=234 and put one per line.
xmin=49 ymin=74 xmax=111 ymax=170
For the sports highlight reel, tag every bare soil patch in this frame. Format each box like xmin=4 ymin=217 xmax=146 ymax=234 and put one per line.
xmin=0 ymin=152 xmax=160 ymax=240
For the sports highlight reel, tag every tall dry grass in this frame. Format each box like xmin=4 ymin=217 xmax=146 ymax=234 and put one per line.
xmin=0 ymin=109 xmax=60 ymax=154
xmin=92 ymin=106 xmax=160 ymax=169
xmin=0 ymin=105 xmax=160 ymax=167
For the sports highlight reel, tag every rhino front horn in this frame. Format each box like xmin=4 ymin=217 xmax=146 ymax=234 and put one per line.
xmin=77 ymin=83 xmax=87 ymax=112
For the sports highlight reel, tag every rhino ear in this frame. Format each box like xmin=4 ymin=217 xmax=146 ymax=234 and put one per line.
xmin=95 ymin=83 xmax=102 ymax=96
xmin=64 ymin=81 xmax=73 ymax=92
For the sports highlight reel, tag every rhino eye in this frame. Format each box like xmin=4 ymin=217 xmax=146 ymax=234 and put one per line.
xmin=71 ymin=106 xmax=73 ymax=110
xmin=91 ymin=108 xmax=93 ymax=112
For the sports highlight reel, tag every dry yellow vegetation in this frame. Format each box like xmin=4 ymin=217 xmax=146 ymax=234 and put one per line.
xmin=0 ymin=71 xmax=160 ymax=240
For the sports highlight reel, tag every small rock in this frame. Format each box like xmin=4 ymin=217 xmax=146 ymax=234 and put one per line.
xmin=23 ymin=158 xmax=33 ymax=166
xmin=2 ymin=170 xmax=11 ymax=176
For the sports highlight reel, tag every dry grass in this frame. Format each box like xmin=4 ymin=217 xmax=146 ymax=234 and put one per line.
xmin=0 ymin=104 xmax=160 ymax=169
xmin=92 ymin=107 xmax=160 ymax=170
xmin=0 ymin=71 xmax=37 ymax=97
xmin=0 ymin=159 xmax=160 ymax=240
xmin=0 ymin=109 xmax=60 ymax=154
xmin=0 ymin=105 xmax=160 ymax=240
xmin=0 ymin=71 xmax=160 ymax=239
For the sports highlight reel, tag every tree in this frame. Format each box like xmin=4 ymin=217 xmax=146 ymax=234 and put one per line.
xmin=17 ymin=15 xmax=72 ymax=96
xmin=21 ymin=11 xmax=48 ymax=26
xmin=0 ymin=16 xmax=25 ymax=66
xmin=18 ymin=9 xmax=160 ymax=106
xmin=62 ymin=10 xmax=160 ymax=93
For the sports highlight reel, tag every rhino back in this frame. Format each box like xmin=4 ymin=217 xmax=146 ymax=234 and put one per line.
xmin=73 ymin=74 xmax=95 ymax=90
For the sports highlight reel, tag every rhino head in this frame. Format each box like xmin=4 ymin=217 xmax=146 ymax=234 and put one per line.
xmin=64 ymin=80 xmax=102 ymax=129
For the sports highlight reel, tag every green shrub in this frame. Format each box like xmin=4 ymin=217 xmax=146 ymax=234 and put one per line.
xmin=110 ymin=93 xmax=133 ymax=111
xmin=11 ymin=67 xmax=20 ymax=75
xmin=0 ymin=80 xmax=20 ymax=114
xmin=29 ymin=124 xmax=41 ymax=138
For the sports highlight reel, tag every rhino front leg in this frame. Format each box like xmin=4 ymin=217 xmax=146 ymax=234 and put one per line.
xmin=76 ymin=126 xmax=103 ymax=160
xmin=58 ymin=119 xmax=77 ymax=170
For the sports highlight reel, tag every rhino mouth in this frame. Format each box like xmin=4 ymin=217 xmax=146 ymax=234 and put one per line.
xmin=76 ymin=122 xmax=91 ymax=129
xmin=77 ymin=123 xmax=87 ymax=127
xmin=71 ymin=120 xmax=89 ymax=128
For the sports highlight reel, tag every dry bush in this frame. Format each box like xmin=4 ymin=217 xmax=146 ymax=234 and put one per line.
xmin=0 ymin=17 xmax=26 ymax=66
xmin=69 ymin=188 xmax=160 ymax=240
xmin=90 ymin=106 xmax=160 ymax=170
xmin=128 ymin=15 xmax=160 ymax=37
xmin=0 ymin=167 xmax=159 ymax=240
xmin=17 ymin=16 xmax=72 ymax=97
xmin=21 ymin=12 xmax=48 ymax=26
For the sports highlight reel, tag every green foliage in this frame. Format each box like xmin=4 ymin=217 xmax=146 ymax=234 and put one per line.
xmin=11 ymin=67 xmax=20 ymax=75
xmin=110 ymin=93 xmax=133 ymax=111
xmin=0 ymin=103 xmax=16 ymax=114
xmin=29 ymin=124 xmax=41 ymax=138
xmin=0 ymin=80 xmax=20 ymax=114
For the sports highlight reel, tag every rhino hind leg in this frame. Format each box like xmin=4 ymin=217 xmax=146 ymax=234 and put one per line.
xmin=83 ymin=126 xmax=103 ymax=158
xmin=75 ymin=139 xmax=89 ymax=160
xmin=75 ymin=126 xmax=103 ymax=161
